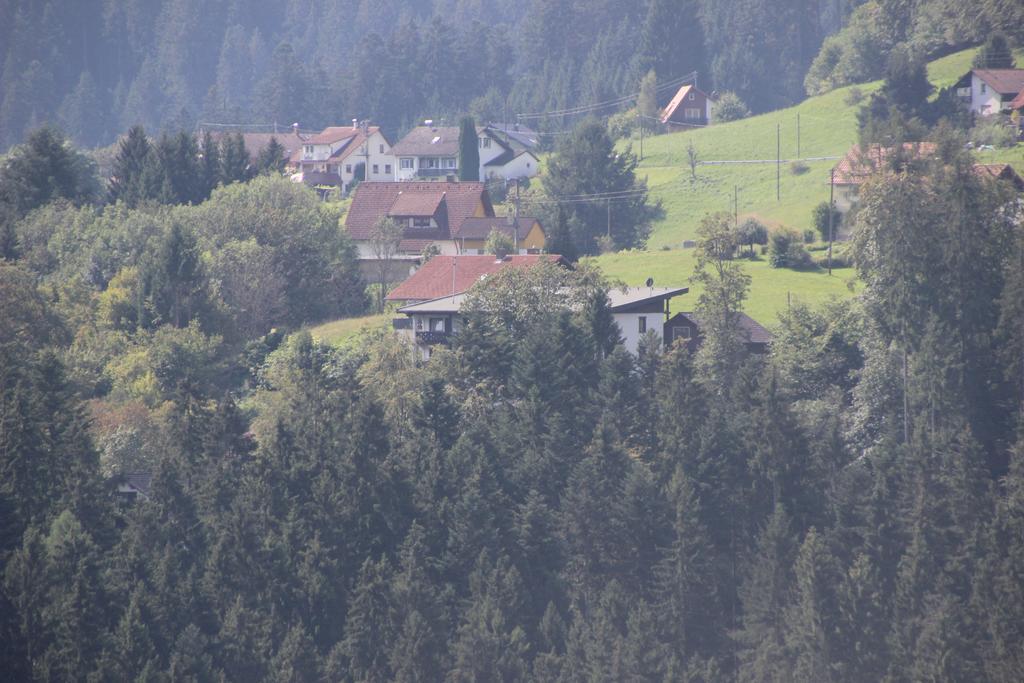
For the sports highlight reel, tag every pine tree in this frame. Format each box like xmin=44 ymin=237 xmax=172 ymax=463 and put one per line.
xmin=108 ymin=125 xmax=154 ymax=206
xmin=458 ymin=116 xmax=480 ymax=181
xmin=199 ymin=130 xmax=221 ymax=200
xmin=219 ymin=132 xmax=250 ymax=185
xmin=784 ymin=527 xmax=838 ymax=683
xmin=255 ymin=136 xmax=287 ymax=174
xmin=973 ymin=32 xmax=1016 ymax=69
xmin=339 ymin=557 xmax=396 ymax=682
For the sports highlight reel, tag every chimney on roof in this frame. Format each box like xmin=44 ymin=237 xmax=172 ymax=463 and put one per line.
xmin=424 ymin=119 xmax=434 ymax=127
xmin=292 ymin=122 xmax=299 ymax=135
xmin=352 ymin=118 xmax=358 ymax=128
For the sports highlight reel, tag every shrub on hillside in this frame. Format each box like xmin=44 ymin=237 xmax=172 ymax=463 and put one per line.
xmin=769 ymin=229 xmax=814 ymax=269
xmin=790 ymin=160 xmax=810 ymax=175
xmin=607 ymin=108 xmax=639 ymax=140
xmin=970 ymin=117 xmax=1017 ymax=149
xmin=844 ymin=87 xmax=865 ymax=106
xmin=737 ymin=218 xmax=768 ymax=256
xmin=712 ymin=92 xmax=750 ymax=123
xmin=812 ymin=201 xmax=843 ymax=241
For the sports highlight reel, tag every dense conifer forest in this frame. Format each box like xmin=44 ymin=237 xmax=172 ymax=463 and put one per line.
xmin=2 ymin=0 xmax=1022 ymax=150
xmin=1 ymin=119 xmax=1024 ymax=679
xmin=3 ymin=1 xmax=1024 ymax=681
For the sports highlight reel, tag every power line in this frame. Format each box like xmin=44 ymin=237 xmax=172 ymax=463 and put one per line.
xmin=517 ymin=70 xmax=698 ymax=120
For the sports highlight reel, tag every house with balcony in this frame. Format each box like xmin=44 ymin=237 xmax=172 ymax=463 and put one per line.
xmin=955 ymin=69 xmax=1024 ymax=116
xmin=391 ymin=124 xmax=461 ymax=180
xmin=295 ymin=122 xmax=394 ymax=194
xmin=391 ymin=123 xmax=541 ymax=181
xmin=394 ymin=284 xmax=689 ymax=360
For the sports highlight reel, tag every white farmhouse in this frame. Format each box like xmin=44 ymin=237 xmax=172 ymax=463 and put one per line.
xmin=393 ymin=285 xmax=689 ymax=361
xmin=955 ymin=69 xmax=1024 ymax=116
xmin=390 ymin=123 xmax=540 ymax=182
xmin=295 ymin=122 xmax=395 ymax=194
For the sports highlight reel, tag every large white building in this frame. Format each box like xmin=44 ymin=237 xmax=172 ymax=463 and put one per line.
xmin=394 ymin=285 xmax=689 ymax=361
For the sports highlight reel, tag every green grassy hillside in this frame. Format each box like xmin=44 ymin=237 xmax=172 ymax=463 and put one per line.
xmin=625 ymin=46 xmax=1024 ymax=248
xmin=586 ymin=250 xmax=859 ymax=324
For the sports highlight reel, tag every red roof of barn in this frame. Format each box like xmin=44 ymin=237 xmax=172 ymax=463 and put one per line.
xmin=833 ymin=144 xmax=1023 ymax=188
xmin=385 ymin=254 xmax=564 ymax=302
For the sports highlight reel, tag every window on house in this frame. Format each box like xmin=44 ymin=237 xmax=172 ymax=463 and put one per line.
xmin=688 ymin=92 xmax=695 ymax=100
xmin=401 ymin=158 xmax=413 ymax=169
xmin=415 ymin=317 xmax=424 ymax=331
xmin=685 ymin=108 xmax=702 ymax=120
xmin=673 ymin=326 xmax=691 ymax=339
xmin=981 ymin=83 xmax=987 ymax=93
xmin=372 ymin=164 xmax=379 ymax=174
xmin=379 ymin=144 xmax=384 ymax=153
xmin=638 ymin=316 xmax=647 ymax=334
xmin=445 ymin=158 xmax=456 ymax=169
xmin=482 ymin=138 xmax=491 ymax=148
xmin=430 ymin=317 xmax=446 ymax=332
xmin=412 ymin=217 xmax=432 ymax=228
xmin=385 ymin=164 xmax=392 ymax=174
xmin=345 ymin=164 xmax=352 ymax=173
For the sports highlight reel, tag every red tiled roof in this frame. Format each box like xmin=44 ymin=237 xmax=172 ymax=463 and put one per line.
xmin=455 ymin=216 xmax=540 ymax=240
xmin=831 ymin=143 xmax=938 ymax=185
xmin=385 ymin=254 xmax=563 ymax=302
xmin=971 ymin=69 xmax=1024 ymax=95
xmin=310 ymin=126 xmax=359 ymax=144
xmin=1010 ymin=89 xmax=1024 ymax=109
xmin=389 ymin=191 xmax=445 ymax=217
xmin=833 ymin=144 xmax=1023 ymax=189
xmin=345 ymin=181 xmax=493 ymax=241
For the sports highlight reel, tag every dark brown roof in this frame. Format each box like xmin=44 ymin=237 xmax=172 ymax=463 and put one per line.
xmin=976 ymin=163 xmax=1024 ymax=190
xmin=455 ymin=216 xmax=541 ymax=240
xmin=344 ymin=181 xmax=494 ymax=241
xmin=206 ymin=131 xmax=308 ymax=165
xmin=971 ymin=69 xmax=1024 ymax=95
xmin=673 ymin=312 xmax=773 ymax=345
xmin=386 ymin=254 xmax=564 ymax=302
xmin=391 ymin=126 xmax=460 ymax=156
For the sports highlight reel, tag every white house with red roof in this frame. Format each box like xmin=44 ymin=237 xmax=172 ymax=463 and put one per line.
xmin=955 ymin=69 xmax=1024 ymax=116
xmin=385 ymin=254 xmax=564 ymax=305
xmin=343 ymin=181 xmax=496 ymax=280
xmin=295 ymin=121 xmax=394 ymax=193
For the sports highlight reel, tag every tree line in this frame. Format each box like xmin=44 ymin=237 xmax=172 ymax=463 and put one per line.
xmin=0 ymin=0 xmax=923 ymax=152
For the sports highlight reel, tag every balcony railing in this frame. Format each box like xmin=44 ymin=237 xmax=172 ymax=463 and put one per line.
xmin=415 ymin=168 xmax=457 ymax=178
xmin=416 ymin=330 xmax=450 ymax=345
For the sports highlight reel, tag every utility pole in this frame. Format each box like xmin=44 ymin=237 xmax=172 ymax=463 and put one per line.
xmin=638 ymin=112 xmax=644 ymax=161
xmin=607 ymin=198 xmax=611 ymax=239
xmin=797 ymin=113 xmax=801 ymax=159
xmin=776 ymin=123 xmax=781 ymax=201
xmin=734 ymin=185 xmax=738 ymax=228
xmin=827 ymin=167 xmax=835 ymax=275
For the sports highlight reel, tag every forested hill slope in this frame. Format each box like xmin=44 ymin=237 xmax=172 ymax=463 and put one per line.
xmin=3 ymin=0 xmax=1019 ymax=152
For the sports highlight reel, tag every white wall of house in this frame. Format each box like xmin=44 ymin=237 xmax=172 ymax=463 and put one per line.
xmin=336 ymin=131 xmax=396 ymax=187
xmin=971 ymin=74 xmax=1005 ymax=116
xmin=614 ymin=312 xmax=664 ymax=355
xmin=834 ymin=184 xmax=859 ymax=214
xmin=485 ymin=152 xmax=540 ymax=181
xmin=393 ymin=155 xmax=457 ymax=180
